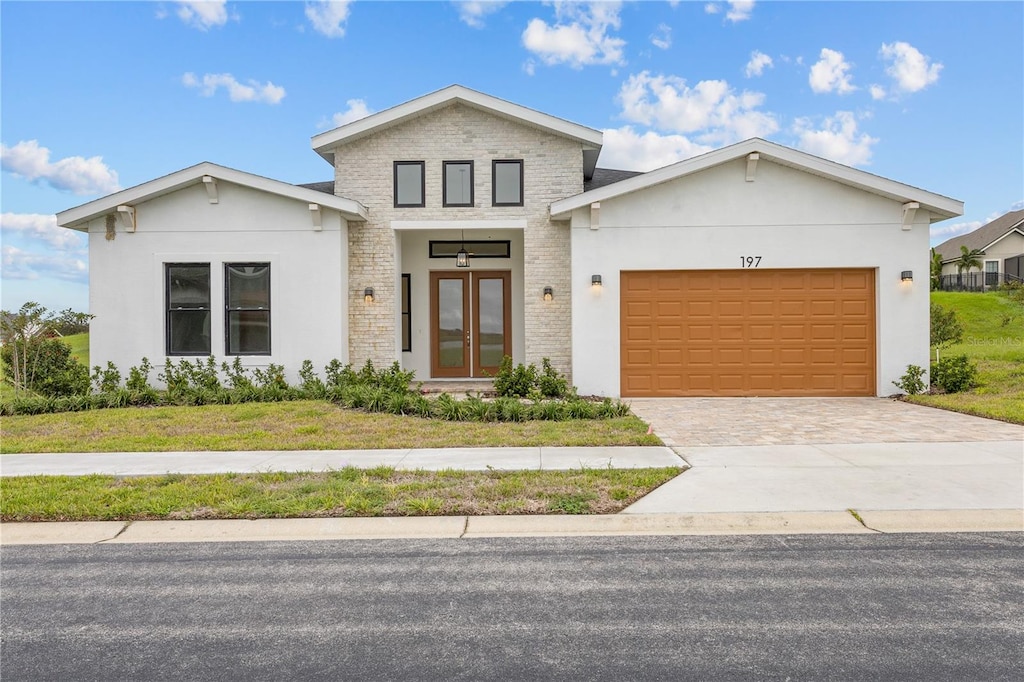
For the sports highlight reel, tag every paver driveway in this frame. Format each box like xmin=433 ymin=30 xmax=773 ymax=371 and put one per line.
xmin=627 ymin=397 xmax=1024 ymax=447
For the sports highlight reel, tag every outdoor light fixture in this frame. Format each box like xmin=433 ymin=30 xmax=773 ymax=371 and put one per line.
xmin=901 ymin=271 xmax=913 ymax=282
xmin=364 ymin=287 xmax=374 ymax=303
xmin=591 ymin=274 xmax=602 ymax=287
xmin=543 ymin=286 xmax=553 ymax=301
xmin=456 ymin=230 xmax=470 ymax=268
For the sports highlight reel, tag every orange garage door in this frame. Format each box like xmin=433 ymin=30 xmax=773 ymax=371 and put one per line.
xmin=620 ymin=269 xmax=876 ymax=397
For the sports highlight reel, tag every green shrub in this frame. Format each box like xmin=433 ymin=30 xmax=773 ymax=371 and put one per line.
xmin=1 ymin=338 xmax=89 ymax=397
xmin=538 ymin=358 xmax=570 ymax=398
xmin=91 ymin=361 xmax=121 ymax=393
xmin=492 ymin=356 xmax=538 ymax=397
xmin=126 ymin=358 xmax=154 ymax=392
xmin=930 ymin=303 xmax=963 ymax=354
xmin=893 ymin=364 xmax=927 ymax=395
xmin=932 ymin=355 xmax=978 ymax=393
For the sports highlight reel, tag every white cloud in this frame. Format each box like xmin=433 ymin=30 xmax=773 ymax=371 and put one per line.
xmin=809 ymin=48 xmax=856 ymax=94
xmin=305 ymin=0 xmax=352 ymax=39
xmin=793 ymin=111 xmax=878 ymax=166
xmin=600 ymin=126 xmax=712 ymax=172
xmin=1 ymin=245 xmax=88 ymax=283
xmin=331 ymin=99 xmax=373 ymax=126
xmin=726 ymin=0 xmax=755 ymax=22
xmin=869 ymin=84 xmax=886 ymax=100
xmin=1 ymin=140 xmax=120 ymax=195
xmin=521 ymin=1 xmax=625 ymax=69
xmin=880 ymin=41 xmax=942 ymax=94
xmin=745 ymin=50 xmax=773 ymax=78
xmin=651 ymin=23 xmax=672 ymax=50
xmin=176 ymin=1 xmax=229 ymax=31
xmin=0 ymin=213 xmax=84 ymax=250
xmin=182 ymin=72 xmax=286 ymax=104
xmin=455 ymin=1 xmax=508 ymax=28
xmin=617 ymin=71 xmax=779 ymax=145
xmin=930 ymin=219 xmax=981 ymax=242
xmin=704 ymin=3 xmax=720 ymax=14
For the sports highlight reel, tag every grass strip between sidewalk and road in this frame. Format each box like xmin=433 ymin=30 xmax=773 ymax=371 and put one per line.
xmin=0 ymin=467 xmax=683 ymax=521
xmin=0 ymin=400 xmax=662 ymax=454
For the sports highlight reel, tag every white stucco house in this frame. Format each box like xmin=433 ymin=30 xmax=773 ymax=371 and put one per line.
xmin=57 ymin=85 xmax=963 ymax=398
xmin=933 ymin=209 xmax=1024 ymax=290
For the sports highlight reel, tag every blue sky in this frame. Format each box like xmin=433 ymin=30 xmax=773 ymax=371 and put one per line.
xmin=2 ymin=1 xmax=1022 ymax=313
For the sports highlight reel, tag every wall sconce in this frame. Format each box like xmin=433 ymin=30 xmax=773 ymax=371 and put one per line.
xmin=901 ymin=271 xmax=913 ymax=282
xmin=364 ymin=287 xmax=374 ymax=303
xmin=591 ymin=274 xmax=602 ymax=287
xmin=543 ymin=286 xmax=553 ymax=301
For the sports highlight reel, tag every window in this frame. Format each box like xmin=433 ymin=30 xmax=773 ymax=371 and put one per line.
xmin=492 ymin=159 xmax=523 ymax=206
xmin=225 ymin=263 xmax=271 ymax=355
xmin=401 ymin=274 xmax=412 ymax=352
xmin=394 ymin=161 xmax=425 ymax=207
xmin=985 ymin=260 xmax=999 ymax=286
xmin=429 ymin=240 xmax=511 ymax=259
xmin=166 ymin=264 xmax=211 ymax=356
xmin=443 ymin=161 xmax=474 ymax=207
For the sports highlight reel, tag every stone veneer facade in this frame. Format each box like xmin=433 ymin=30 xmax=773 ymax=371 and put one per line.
xmin=329 ymin=102 xmax=585 ymax=379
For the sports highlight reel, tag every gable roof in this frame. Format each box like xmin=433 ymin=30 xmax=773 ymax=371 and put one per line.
xmin=585 ymin=168 xmax=644 ymax=192
xmin=311 ymin=84 xmax=604 ymax=179
xmin=57 ymin=162 xmax=368 ymax=230
xmin=550 ymin=138 xmax=963 ymax=222
xmin=933 ymin=209 xmax=1024 ymax=262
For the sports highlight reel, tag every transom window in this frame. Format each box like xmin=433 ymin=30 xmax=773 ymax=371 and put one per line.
xmin=225 ymin=263 xmax=271 ymax=355
xmin=166 ymin=263 xmax=211 ymax=356
xmin=443 ymin=161 xmax=474 ymax=207
xmin=394 ymin=161 xmax=425 ymax=208
xmin=429 ymin=240 xmax=511 ymax=259
xmin=492 ymin=159 xmax=523 ymax=206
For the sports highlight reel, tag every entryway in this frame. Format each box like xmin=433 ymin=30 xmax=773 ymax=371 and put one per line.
xmin=430 ymin=271 xmax=511 ymax=377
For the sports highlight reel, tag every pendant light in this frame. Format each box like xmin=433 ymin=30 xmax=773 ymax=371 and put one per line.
xmin=456 ymin=229 xmax=469 ymax=268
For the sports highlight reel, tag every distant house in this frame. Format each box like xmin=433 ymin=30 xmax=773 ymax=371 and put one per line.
xmin=934 ymin=209 xmax=1024 ymax=289
xmin=57 ymin=85 xmax=963 ymax=398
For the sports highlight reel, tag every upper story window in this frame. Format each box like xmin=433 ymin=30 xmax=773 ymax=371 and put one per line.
xmin=492 ymin=159 xmax=523 ymax=207
xmin=166 ymin=263 xmax=211 ymax=356
xmin=225 ymin=263 xmax=271 ymax=355
xmin=443 ymin=161 xmax=474 ymax=207
xmin=394 ymin=161 xmax=425 ymax=208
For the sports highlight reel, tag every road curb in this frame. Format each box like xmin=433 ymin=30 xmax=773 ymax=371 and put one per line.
xmin=2 ymin=510 xmax=1019 ymax=545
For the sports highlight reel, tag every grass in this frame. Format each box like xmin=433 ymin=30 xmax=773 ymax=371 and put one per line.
xmin=904 ymin=291 xmax=1024 ymax=424
xmin=0 ymin=466 xmax=683 ymax=521
xmin=0 ymin=400 xmax=662 ymax=453
xmin=63 ymin=333 xmax=89 ymax=365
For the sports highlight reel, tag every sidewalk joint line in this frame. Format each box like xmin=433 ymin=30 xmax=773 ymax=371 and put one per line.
xmin=847 ymin=508 xmax=883 ymax=533
xmin=97 ymin=520 xmax=133 ymax=543
xmin=458 ymin=516 xmax=469 ymax=539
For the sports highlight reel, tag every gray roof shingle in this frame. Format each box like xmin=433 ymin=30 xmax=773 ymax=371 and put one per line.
xmin=298 ymin=181 xmax=335 ymax=195
xmin=934 ymin=209 xmax=1024 ymax=262
xmin=584 ymin=167 xmax=644 ymax=192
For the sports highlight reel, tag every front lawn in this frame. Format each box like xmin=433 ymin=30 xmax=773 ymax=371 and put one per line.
xmin=905 ymin=291 xmax=1024 ymax=424
xmin=0 ymin=400 xmax=662 ymax=453
xmin=0 ymin=467 xmax=682 ymax=521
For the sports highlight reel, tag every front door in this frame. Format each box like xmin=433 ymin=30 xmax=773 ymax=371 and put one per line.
xmin=430 ymin=271 xmax=511 ymax=378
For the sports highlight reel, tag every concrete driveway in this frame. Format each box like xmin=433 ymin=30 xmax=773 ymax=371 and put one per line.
xmin=625 ymin=398 xmax=1024 ymax=516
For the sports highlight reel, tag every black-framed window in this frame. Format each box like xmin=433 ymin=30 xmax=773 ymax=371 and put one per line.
xmin=166 ymin=263 xmax=211 ymax=356
xmin=429 ymin=241 xmax=511 ymax=258
xmin=394 ymin=161 xmax=425 ymax=208
xmin=401 ymin=273 xmax=412 ymax=352
xmin=225 ymin=263 xmax=271 ymax=355
xmin=443 ymin=161 xmax=474 ymax=207
xmin=492 ymin=159 xmax=523 ymax=206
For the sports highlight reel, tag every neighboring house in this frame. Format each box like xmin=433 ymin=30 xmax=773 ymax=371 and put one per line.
xmin=933 ymin=209 xmax=1024 ymax=290
xmin=57 ymin=85 xmax=963 ymax=398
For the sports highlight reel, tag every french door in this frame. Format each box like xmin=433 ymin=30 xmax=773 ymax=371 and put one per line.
xmin=430 ymin=271 xmax=511 ymax=377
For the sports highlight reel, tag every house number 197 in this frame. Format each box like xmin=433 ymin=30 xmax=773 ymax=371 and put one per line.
xmin=740 ymin=256 xmax=762 ymax=268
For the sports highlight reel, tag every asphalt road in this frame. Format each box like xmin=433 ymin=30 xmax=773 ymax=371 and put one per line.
xmin=2 ymin=533 xmax=1022 ymax=681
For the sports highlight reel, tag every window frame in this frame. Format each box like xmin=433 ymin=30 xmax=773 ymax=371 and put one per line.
xmin=401 ymin=273 xmax=412 ymax=352
xmin=492 ymin=159 xmax=524 ymax=207
xmin=224 ymin=262 xmax=272 ymax=356
xmin=394 ymin=161 xmax=426 ymax=208
xmin=442 ymin=160 xmax=475 ymax=207
xmin=165 ymin=262 xmax=211 ymax=357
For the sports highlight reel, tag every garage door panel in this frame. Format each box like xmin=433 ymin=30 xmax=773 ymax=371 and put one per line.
xmin=621 ymin=269 xmax=875 ymax=397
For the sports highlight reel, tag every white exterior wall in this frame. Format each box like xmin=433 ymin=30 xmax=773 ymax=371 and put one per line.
xmin=570 ymin=157 xmax=932 ymax=397
xmin=87 ymin=182 xmax=348 ymax=385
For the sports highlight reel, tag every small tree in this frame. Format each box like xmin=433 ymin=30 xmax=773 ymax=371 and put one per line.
xmin=930 ymin=248 xmax=944 ymax=290
xmin=54 ymin=308 xmax=93 ymax=336
xmin=930 ymin=302 xmax=963 ymax=362
xmin=956 ymin=245 xmax=984 ymax=289
xmin=0 ymin=302 xmax=55 ymax=396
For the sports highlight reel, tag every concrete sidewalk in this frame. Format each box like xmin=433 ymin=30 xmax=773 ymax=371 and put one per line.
xmin=0 ymin=446 xmax=684 ymax=477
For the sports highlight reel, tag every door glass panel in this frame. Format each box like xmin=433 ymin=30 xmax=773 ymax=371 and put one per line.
xmin=438 ymin=279 xmax=465 ymax=368
xmin=478 ymin=278 xmax=505 ymax=369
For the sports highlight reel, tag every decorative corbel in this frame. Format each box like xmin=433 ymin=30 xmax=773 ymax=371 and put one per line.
xmin=590 ymin=202 xmax=600 ymax=230
xmin=902 ymin=202 xmax=919 ymax=231
xmin=203 ymin=175 xmax=219 ymax=204
xmin=116 ymin=205 xmax=136 ymax=232
xmin=746 ymin=153 xmax=759 ymax=182
xmin=309 ymin=203 xmax=322 ymax=231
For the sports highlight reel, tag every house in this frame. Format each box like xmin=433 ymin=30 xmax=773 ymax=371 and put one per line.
xmin=56 ymin=85 xmax=963 ymax=398
xmin=933 ymin=209 xmax=1024 ymax=290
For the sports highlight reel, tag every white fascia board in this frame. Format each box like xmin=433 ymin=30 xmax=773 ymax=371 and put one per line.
xmin=57 ymin=162 xmax=368 ymax=230
xmin=551 ymin=138 xmax=964 ymax=221
xmin=311 ymin=85 xmax=603 ymax=161
xmin=981 ymin=226 xmax=1024 ymax=253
